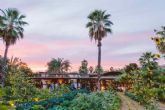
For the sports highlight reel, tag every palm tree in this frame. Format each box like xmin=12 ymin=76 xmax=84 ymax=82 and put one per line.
xmin=86 ymin=10 xmax=113 ymax=90
xmin=0 ymin=8 xmax=28 ymax=63
xmin=47 ymin=58 xmax=71 ymax=74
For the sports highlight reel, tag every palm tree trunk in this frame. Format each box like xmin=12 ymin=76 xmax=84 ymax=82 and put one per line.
xmin=97 ymin=41 xmax=101 ymax=91
xmin=4 ymin=43 xmax=9 ymax=63
xmin=1 ymin=43 xmax=9 ymax=87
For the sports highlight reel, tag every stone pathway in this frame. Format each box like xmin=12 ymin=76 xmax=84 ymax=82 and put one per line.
xmin=117 ymin=92 xmax=146 ymax=110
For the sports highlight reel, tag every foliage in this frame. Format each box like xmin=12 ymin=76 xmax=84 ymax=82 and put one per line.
xmin=47 ymin=58 xmax=71 ymax=73
xmin=36 ymin=89 xmax=53 ymax=100
xmin=155 ymin=68 xmax=165 ymax=102
xmin=139 ymin=52 xmax=159 ymax=70
xmin=118 ymin=54 xmax=164 ymax=104
xmin=124 ymin=63 xmax=139 ymax=74
xmin=94 ymin=66 xmax=103 ymax=74
xmin=86 ymin=10 xmax=113 ymax=42
xmin=31 ymin=105 xmax=44 ymax=110
xmin=2 ymin=58 xmax=38 ymax=103
xmin=116 ymin=63 xmax=139 ymax=88
xmin=130 ymin=69 xmax=159 ymax=104
xmin=33 ymin=84 xmax=71 ymax=103
xmin=0 ymin=8 xmax=28 ymax=45
xmin=52 ymin=90 xmax=121 ymax=110
xmin=153 ymin=26 xmax=165 ymax=54
xmin=125 ymin=92 xmax=160 ymax=110
xmin=144 ymin=103 xmax=160 ymax=110
xmin=0 ymin=85 xmax=6 ymax=99
xmin=86 ymin=9 xmax=113 ymax=90
xmin=55 ymin=84 xmax=71 ymax=97
xmin=4 ymin=67 xmax=38 ymax=102
xmin=125 ymin=92 xmax=140 ymax=102
xmin=0 ymin=8 xmax=28 ymax=67
xmin=124 ymin=67 xmax=165 ymax=104
xmin=16 ymin=89 xmax=87 ymax=110
xmin=0 ymin=103 xmax=15 ymax=110
xmin=79 ymin=60 xmax=88 ymax=74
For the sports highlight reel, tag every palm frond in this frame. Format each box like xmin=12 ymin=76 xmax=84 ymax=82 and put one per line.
xmin=0 ymin=8 xmax=27 ymax=46
xmin=86 ymin=9 xmax=113 ymax=42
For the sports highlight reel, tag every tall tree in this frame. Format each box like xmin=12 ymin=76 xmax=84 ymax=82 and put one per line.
xmin=47 ymin=58 xmax=71 ymax=74
xmin=86 ymin=10 xmax=113 ymax=90
xmin=79 ymin=60 xmax=88 ymax=74
xmin=0 ymin=8 xmax=28 ymax=63
xmin=0 ymin=8 xmax=28 ymax=86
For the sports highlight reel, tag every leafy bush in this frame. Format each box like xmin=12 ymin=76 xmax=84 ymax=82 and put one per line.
xmin=4 ymin=69 xmax=38 ymax=102
xmin=144 ymin=103 xmax=160 ymax=110
xmin=52 ymin=90 xmax=121 ymax=110
xmin=16 ymin=89 xmax=87 ymax=110
xmin=0 ymin=85 xmax=6 ymax=100
xmin=36 ymin=89 xmax=53 ymax=100
xmin=0 ymin=103 xmax=15 ymax=110
xmin=31 ymin=105 xmax=44 ymax=110
xmin=55 ymin=84 xmax=71 ymax=97
xmin=125 ymin=92 xmax=140 ymax=102
xmin=1 ymin=58 xmax=39 ymax=103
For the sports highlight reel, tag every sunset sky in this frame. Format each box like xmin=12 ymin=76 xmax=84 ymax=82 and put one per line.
xmin=0 ymin=0 xmax=165 ymax=72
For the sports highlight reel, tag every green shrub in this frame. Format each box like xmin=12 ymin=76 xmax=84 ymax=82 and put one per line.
xmin=125 ymin=92 xmax=140 ymax=102
xmin=55 ymin=84 xmax=71 ymax=97
xmin=0 ymin=85 xmax=6 ymax=100
xmin=16 ymin=89 xmax=87 ymax=110
xmin=32 ymin=105 xmax=44 ymax=110
xmin=52 ymin=90 xmax=121 ymax=110
xmin=144 ymin=103 xmax=160 ymax=110
xmin=0 ymin=103 xmax=15 ymax=110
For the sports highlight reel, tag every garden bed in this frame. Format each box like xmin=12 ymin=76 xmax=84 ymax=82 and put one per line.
xmin=16 ymin=89 xmax=87 ymax=110
xmin=50 ymin=90 xmax=121 ymax=110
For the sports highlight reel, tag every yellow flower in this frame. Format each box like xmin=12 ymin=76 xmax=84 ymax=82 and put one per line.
xmin=153 ymin=36 xmax=162 ymax=45
xmin=34 ymin=98 xmax=39 ymax=101
xmin=8 ymin=101 xmax=15 ymax=107
xmin=155 ymin=54 xmax=160 ymax=59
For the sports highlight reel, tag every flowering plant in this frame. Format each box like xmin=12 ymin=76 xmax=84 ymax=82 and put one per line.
xmin=152 ymin=26 xmax=165 ymax=55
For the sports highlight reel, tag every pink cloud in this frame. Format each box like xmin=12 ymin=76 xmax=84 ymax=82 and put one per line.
xmin=0 ymin=31 xmax=164 ymax=72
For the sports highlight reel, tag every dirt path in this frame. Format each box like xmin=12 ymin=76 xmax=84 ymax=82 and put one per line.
xmin=158 ymin=102 xmax=165 ymax=110
xmin=117 ymin=92 xmax=146 ymax=110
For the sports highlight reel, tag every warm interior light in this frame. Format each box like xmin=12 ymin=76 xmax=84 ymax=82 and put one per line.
xmin=101 ymin=86 xmax=105 ymax=91
xmin=47 ymin=80 xmax=51 ymax=84
xmin=58 ymin=79 xmax=63 ymax=84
